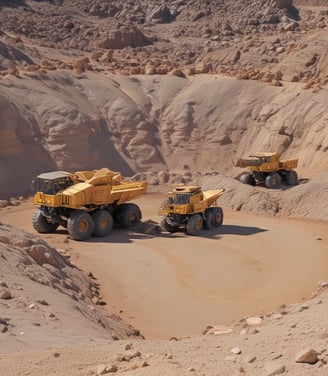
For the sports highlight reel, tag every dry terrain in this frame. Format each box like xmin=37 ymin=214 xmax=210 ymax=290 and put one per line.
xmin=1 ymin=194 xmax=328 ymax=375
xmin=1 ymin=193 xmax=328 ymax=376
xmin=0 ymin=0 xmax=328 ymax=375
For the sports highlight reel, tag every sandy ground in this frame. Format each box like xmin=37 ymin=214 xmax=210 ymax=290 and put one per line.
xmin=2 ymin=193 xmax=328 ymax=341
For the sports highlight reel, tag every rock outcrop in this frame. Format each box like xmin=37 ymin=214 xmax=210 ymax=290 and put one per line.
xmin=1 ymin=72 xmax=327 ymax=198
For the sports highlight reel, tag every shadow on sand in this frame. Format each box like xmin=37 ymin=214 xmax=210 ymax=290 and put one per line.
xmin=218 ymin=224 xmax=267 ymax=236
xmin=56 ymin=222 xmax=267 ymax=244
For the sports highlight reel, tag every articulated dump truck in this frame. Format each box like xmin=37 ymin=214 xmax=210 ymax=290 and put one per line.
xmin=159 ymin=185 xmax=225 ymax=236
xmin=233 ymin=152 xmax=298 ymax=188
xmin=32 ymin=167 xmax=147 ymax=241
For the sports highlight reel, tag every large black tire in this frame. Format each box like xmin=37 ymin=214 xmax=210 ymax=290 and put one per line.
xmin=92 ymin=210 xmax=113 ymax=237
xmin=286 ymin=170 xmax=298 ymax=186
xmin=32 ymin=209 xmax=59 ymax=233
xmin=204 ymin=207 xmax=215 ymax=229
xmin=160 ymin=218 xmax=179 ymax=233
xmin=67 ymin=210 xmax=95 ymax=241
xmin=265 ymin=172 xmax=281 ymax=189
xmin=117 ymin=203 xmax=141 ymax=228
xmin=186 ymin=214 xmax=203 ymax=236
xmin=240 ymin=173 xmax=256 ymax=186
xmin=212 ymin=207 xmax=224 ymax=227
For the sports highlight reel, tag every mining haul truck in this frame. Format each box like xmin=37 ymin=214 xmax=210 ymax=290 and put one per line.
xmin=233 ymin=152 xmax=298 ymax=188
xmin=159 ymin=185 xmax=225 ymax=236
xmin=32 ymin=167 xmax=147 ymax=241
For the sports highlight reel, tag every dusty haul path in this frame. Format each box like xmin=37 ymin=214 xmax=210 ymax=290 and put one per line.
xmin=1 ymin=193 xmax=328 ymax=339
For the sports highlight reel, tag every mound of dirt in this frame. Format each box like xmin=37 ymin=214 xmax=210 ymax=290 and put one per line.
xmin=199 ymin=172 xmax=328 ymax=221
xmin=0 ymin=222 xmax=142 ymax=353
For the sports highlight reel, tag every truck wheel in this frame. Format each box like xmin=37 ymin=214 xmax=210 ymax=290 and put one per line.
xmin=32 ymin=209 xmax=59 ymax=233
xmin=92 ymin=210 xmax=113 ymax=237
xmin=186 ymin=214 xmax=203 ymax=236
xmin=117 ymin=203 xmax=141 ymax=228
xmin=265 ymin=172 xmax=281 ymax=189
xmin=204 ymin=207 xmax=215 ymax=229
xmin=286 ymin=170 xmax=298 ymax=186
xmin=161 ymin=218 xmax=179 ymax=233
xmin=67 ymin=210 xmax=95 ymax=241
xmin=212 ymin=207 xmax=224 ymax=227
xmin=240 ymin=172 xmax=255 ymax=185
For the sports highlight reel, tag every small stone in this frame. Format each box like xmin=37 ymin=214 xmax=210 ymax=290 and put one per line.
xmin=106 ymin=365 xmax=118 ymax=373
xmin=0 ymin=324 xmax=8 ymax=333
xmin=125 ymin=343 xmax=133 ymax=350
xmin=132 ymin=351 xmax=141 ymax=358
xmin=97 ymin=364 xmax=107 ymax=375
xmin=37 ymin=299 xmax=49 ymax=306
xmin=272 ymin=313 xmax=283 ymax=320
xmin=0 ymin=288 xmax=12 ymax=300
xmin=0 ymin=200 xmax=9 ymax=208
xmin=231 ymin=347 xmax=242 ymax=355
xmin=242 ymin=355 xmax=256 ymax=363
xmin=203 ymin=325 xmax=233 ymax=335
xmin=0 ymin=317 xmax=7 ymax=325
xmin=319 ymin=281 xmax=328 ymax=288
xmin=316 ymin=235 xmax=322 ymax=240
xmin=116 ymin=354 xmax=131 ymax=362
xmin=246 ymin=316 xmax=262 ymax=326
xmin=295 ymin=348 xmax=318 ymax=364
xmin=9 ymin=198 xmax=20 ymax=206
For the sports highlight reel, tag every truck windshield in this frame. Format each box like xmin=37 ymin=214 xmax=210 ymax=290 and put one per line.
xmin=174 ymin=194 xmax=190 ymax=205
xmin=32 ymin=177 xmax=73 ymax=194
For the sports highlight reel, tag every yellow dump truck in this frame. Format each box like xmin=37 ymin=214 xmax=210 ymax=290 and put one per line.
xmin=233 ymin=152 xmax=298 ymax=188
xmin=32 ymin=167 xmax=147 ymax=240
xmin=159 ymin=185 xmax=225 ymax=235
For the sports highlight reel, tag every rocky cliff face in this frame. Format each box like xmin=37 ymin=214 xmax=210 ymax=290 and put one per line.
xmin=0 ymin=0 xmax=327 ymax=198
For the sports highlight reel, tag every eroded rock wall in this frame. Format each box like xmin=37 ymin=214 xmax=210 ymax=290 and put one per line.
xmin=0 ymin=72 xmax=327 ymax=198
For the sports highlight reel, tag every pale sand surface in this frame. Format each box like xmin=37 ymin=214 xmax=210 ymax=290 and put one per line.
xmin=2 ymin=194 xmax=328 ymax=340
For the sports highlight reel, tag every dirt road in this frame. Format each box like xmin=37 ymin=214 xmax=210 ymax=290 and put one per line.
xmin=1 ymin=193 xmax=328 ymax=339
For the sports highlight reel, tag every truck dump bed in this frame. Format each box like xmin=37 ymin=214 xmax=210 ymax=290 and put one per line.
xmin=192 ymin=189 xmax=225 ymax=212
xmin=279 ymin=159 xmax=298 ymax=169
